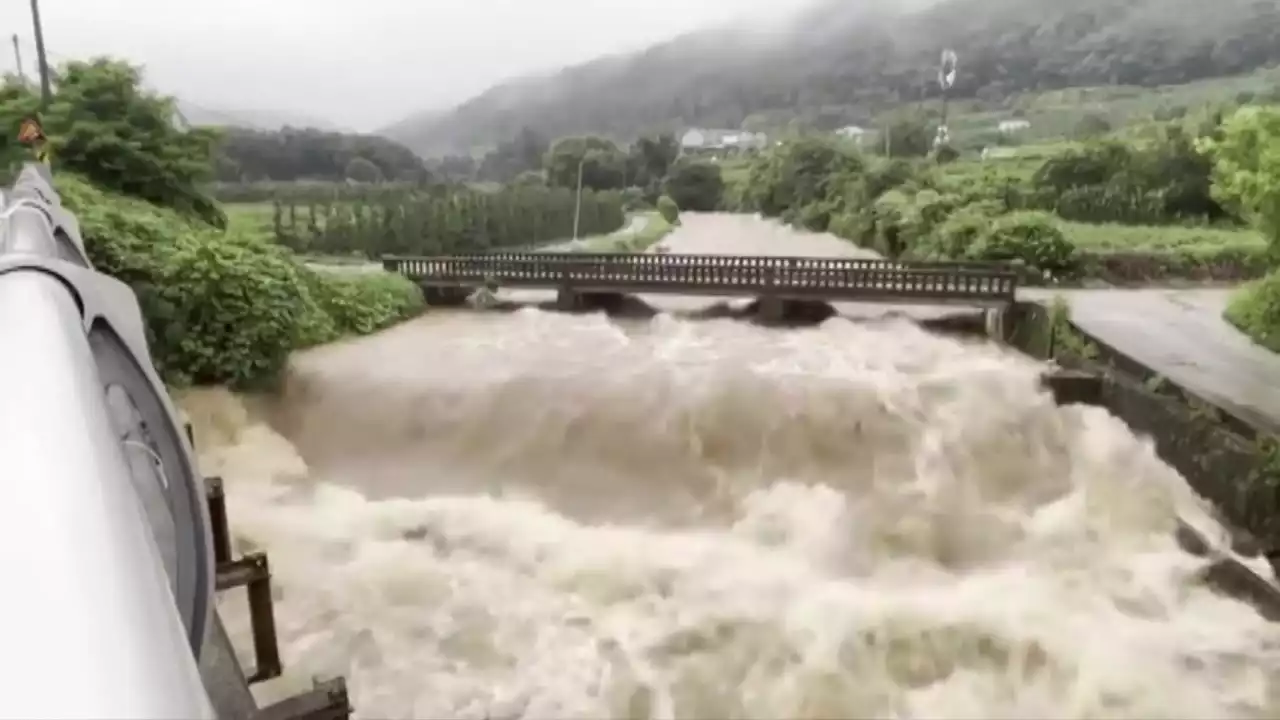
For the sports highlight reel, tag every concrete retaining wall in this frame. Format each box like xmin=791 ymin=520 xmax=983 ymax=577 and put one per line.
xmin=1004 ymin=300 xmax=1280 ymax=549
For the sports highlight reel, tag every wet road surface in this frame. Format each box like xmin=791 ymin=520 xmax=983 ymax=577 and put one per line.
xmin=1029 ymin=288 xmax=1280 ymax=434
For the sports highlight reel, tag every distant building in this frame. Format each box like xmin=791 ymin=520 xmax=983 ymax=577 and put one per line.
xmin=998 ymin=119 xmax=1031 ymax=134
xmin=680 ymin=128 xmax=767 ymax=153
xmin=835 ymin=125 xmax=869 ymax=144
xmin=680 ymin=129 xmax=710 ymax=149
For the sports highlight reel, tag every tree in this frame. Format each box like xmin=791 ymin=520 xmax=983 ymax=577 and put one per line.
xmin=215 ymin=126 xmax=427 ymax=183
xmin=627 ymin=134 xmax=680 ymax=195
xmin=663 ymin=160 xmax=724 ymax=212
xmin=543 ymin=136 xmax=628 ymax=191
xmin=880 ymin=114 xmax=931 ymax=158
xmin=476 ymin=127 xmax=549 ymax=182
xmin=344 ymin=156 xmax=382 ymax=183
xmin=0 ymin=58 xmax=224 ymax=226
xmin=1074 ymin=113 xmax=1114 ymax=139
xmin=1200 ymin=105 xmax=1280 ymax=252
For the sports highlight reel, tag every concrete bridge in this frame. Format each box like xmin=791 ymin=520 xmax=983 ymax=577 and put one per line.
xmin=381 ymin=252 xmax=1019 ymax=321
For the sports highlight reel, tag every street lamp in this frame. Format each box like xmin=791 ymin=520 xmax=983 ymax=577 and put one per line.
xmin=936 ymin=49 xmax=958 ymax=150
xmin=572 ymin=155 xmax=585 ymax=241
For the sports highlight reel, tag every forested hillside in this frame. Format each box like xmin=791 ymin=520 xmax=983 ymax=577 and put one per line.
xmin=214 ymin=126 xmax=429 ymax=183
xmin=383 ymin=0 xmax=1280 ymax=156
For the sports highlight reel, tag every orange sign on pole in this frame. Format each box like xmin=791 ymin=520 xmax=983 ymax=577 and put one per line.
xmin=17 ymin=116 xmax=46 ymax=145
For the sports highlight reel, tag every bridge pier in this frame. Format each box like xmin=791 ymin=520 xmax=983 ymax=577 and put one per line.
xmin=555 ymin=289 xmax=628 ymax=314
xmin=751 ymin=297 xmax=836 ymax=326
xmin=984 ymin=307 xmax=1009 ymax=344
xmin=556 ymin=288 xmax=586 ymax=312
xmin=422 ymin=285 xmax=473 ymax=307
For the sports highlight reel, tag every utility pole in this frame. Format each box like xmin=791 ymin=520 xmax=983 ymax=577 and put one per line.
xmin=29 ymin=0 xmax=52 ymax=109
xmin=572 ymin=155 xmax=585 ymax=241
xmin=11 ymin=34 xmax=25 ymax=82
xmin=936 ymin=49 xmax=958 ymax=151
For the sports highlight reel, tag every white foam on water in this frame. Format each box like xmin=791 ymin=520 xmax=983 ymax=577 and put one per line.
xmin=183 ymin=308 xmax=1280 ymax=719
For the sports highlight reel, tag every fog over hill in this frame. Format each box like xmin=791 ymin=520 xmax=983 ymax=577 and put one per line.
xmin=176 ymin=102 xmax=350 ymax=133
xmin=380 ymin=0 xmax=1280 ymax=157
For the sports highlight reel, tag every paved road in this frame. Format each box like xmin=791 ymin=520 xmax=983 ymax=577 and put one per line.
xmin=1027 ymin=288 xmax=1280 ymax=433
xmin=651 ymin=216 xmax=1280 ymax=432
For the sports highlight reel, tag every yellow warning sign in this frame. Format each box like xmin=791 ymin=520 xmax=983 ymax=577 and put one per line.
xmin=17 ymin=117 xmax=45 ymax=145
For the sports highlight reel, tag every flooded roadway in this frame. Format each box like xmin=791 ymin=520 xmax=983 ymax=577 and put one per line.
xmin=188 ymin=213 xmax=1280 ymax=718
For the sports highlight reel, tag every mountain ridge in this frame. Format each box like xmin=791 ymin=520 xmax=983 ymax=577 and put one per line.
xmin=381 ymin=0 xmax=1280 ymax=157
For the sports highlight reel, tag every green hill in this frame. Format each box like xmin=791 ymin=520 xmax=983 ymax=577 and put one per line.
xmin=382 ymin=0 xmax=1280 ymax=156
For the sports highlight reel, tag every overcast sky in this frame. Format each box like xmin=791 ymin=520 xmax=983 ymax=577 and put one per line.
xmin=1 ymin=0 xmax=793 ymax=131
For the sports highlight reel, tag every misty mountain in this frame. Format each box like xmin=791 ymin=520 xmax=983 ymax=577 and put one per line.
xmin=382 ymin=0 xmax=1280 ymax=156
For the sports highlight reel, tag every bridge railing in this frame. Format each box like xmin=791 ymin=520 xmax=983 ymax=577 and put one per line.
xmin=383 ymin=252 xmax=1018 ymax=303
xmin=396 ymin=251 xmax=1010 ymax=273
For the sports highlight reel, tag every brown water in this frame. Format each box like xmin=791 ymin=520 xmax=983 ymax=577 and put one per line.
xmin=185 ymin=214 xmax=1280 ymax=719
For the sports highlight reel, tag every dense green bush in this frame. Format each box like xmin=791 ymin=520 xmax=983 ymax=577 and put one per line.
xmin=152 ymin=232 xmax=319 ymax=387
xmin=910 ymin=202 xmax=1001 ymax=259
xmin=61 ymin=174 xmax=422 ymax=388
xmin=965 ymin=211 xmax=1079 ymax=276
xmin=0 ymin=59 xmax=225 ymax=227
xmin=1 ymin=58 xmax=427 ymax=389
xmin=657 ymin=195 xmax=681 ymax=225
xmin=1030 ymin=124 xmax=1226 ymax=225
xmin=663 ymin=160 xmax=724 ymax=212
xmin=1224 ymin=270 xmax=1280 ymax=353
xmin=306 ymin=271 xmax=425 ymax=338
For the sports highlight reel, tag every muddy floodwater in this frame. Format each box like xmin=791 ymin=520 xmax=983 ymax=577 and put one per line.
xmin=187 ymin=214 xmax=1280 ymax=719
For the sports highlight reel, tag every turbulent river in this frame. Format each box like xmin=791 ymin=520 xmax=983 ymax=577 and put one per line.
xmin=184 ymin=214 xmax=1280 ymax=719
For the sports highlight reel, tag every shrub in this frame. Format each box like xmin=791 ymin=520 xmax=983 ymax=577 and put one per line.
xmin=1225 ymin=271 xmax=1280 ymax=353
xmin=911 ymin=202 xmax=1001 ymax=260
xmin=965 ymin=210 xmax=1079 ymax=277
xmin=60 ymin=173 xmax=423 ymax=388
xmin=305 ymin=271 xmax=425 ymax=339
xmin=868 ymin=190 xmax=914 ymax=257
xmin=663 ymin=160 xmax=724 ymax=212
xmin=620 ymin=187 xmax=650 ymax=211
xmin=657 ymin=195 xmax=681 ymax=225
xmin=0 ymin=59 xmax=225 ymax=227
xmin=151 ymin=231 xmax=319 ymax=388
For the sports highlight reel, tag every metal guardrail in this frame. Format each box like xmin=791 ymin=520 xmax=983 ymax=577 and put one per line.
xmin=3 ymin=143 xmax=351 ymax=718
xmin=1 ymin=163 xmax=217 ymax=717
xmin=382 ymin=252 xmax=1019 ymax=305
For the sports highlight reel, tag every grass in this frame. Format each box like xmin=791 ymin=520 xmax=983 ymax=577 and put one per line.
xmin=225 ymin=201 xmax=276 ymax=232
xmin=939 ymin=144 xmax=1073 ymax=184
xmin=225 ymin=200 xmax=356 ymax=234
xmin=580 ymin=212 xmax=674 ymax=252
xmin=1062 ymin=221 xmax=1265 ymax=254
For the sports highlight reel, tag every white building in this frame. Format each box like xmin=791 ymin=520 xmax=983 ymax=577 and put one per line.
xmin=998 ymin=119 xmax=1031 ymax=134
xmin=835 ymin=125 xmax=869 ymax=144
xmin=680 ymin=128 xmax=767 ymax=152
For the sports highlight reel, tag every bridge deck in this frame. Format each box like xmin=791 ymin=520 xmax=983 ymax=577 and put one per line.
xmin=383 ymin=252 xmax=1019 ymax=307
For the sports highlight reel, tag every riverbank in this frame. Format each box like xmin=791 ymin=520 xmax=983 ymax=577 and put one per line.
xmin=1005 ymin=298 xmax=1280 ymax=558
